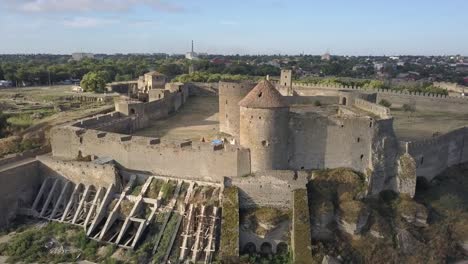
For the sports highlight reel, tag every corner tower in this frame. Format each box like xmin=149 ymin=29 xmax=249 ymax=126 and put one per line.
xmin=239 ymin=80 xmax=289 ymax=172
xmin=219 ymin=81 xmax=256 ymax=138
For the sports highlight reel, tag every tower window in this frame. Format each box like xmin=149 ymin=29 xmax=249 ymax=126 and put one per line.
xmin=226 ymin=100 xmax=228 ymax=104
xmin=360 ymin=154 xmax=364 ymax=160
xmin=258 ymin=92 xmax=263 ymax=98
xmin=261 ymin=140 xmax=269 ymax=147
xmin=357 ymin=137 xmax=361 ymax=143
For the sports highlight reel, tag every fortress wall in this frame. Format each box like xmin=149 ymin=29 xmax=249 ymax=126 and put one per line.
xmin=50 ymin=126 xmax=84 ymax=158
xmin=50 ymin=127 xmax=251 ymax=182
xmin=285 ymin=95 xmax=339 ymax=105
xmin=368 ymin=118 xmax=400 ymax=194
xmin=353 ymin=98 xmax=391 ymax=118
xmin=376 ymin=91 xmax=468 ymax=112
xmin=73 ymin=112 xmax=139 ymax=134
xmin=289 ymin=113 xmax=329 ymax=170
xmin=230 ymin=171 xmax=309 ymax=208
xmin=0 ymin=160 xmax=41 ymax=228
xmin=289 ymin=113 xmax=374 ymax=173
xmin=292 ymin=82 xmax=468 ymax=113
xmin=324 ymin=116 xmax=374 ymax=172
xmin=37 ymin=155 xmax=118 ymax=188
xmin=293 ymin=86 xmax=342 ymax=97
xmin=186 ymin=82 xmax=219 ymax=96
xmin=406 ymin=127 xmax=468 ymax=180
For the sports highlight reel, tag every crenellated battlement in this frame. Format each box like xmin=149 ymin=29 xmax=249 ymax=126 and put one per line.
xmin=292 ymin=82 xmax=468 ymax=100
xmin=406 ymin=127 xmax=468 ymax=149
xmin=60 ymin=125 xmax=240 ymax=153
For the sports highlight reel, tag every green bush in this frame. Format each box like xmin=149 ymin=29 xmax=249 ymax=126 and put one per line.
xmin=314 ymin=100 xmax=322 ymax=107
xmin=402 ymin=104 xmax=416 ymax=112
xmin=6 ymin=114 xmax=33 ymax=129
xmin=379 ymin=99 xmax=392 ymax=108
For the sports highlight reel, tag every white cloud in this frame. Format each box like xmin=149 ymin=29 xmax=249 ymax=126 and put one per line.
xmin=5 ymin=0 xmax=184 ymax=13
xmin=63 ymin=16 xmax=117 ymax=28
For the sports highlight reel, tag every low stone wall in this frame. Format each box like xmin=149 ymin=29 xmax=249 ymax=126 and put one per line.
xmin=0 ymin=160 xmax=42 ymax=229
xmin=353 ymin=98 xmax=391 ymax=119
xmin=0 ymin=146 xmax=51 ymax=167
xmin=37 ymin=155 xmax=118 ymax=188
xmin=230 ymin=171 xmax=309 ymax=208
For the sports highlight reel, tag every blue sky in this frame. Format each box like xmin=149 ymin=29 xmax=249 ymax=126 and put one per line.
xmin=0 ymin=0 xmax=467 ymax=55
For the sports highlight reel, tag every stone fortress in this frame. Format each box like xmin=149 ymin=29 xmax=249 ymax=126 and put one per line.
xmin=2 ymin=68 xmax=468 ymax=262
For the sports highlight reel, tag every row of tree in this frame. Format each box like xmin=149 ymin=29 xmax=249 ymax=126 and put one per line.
xmin=0 ymin=55 xmax=282 ymax=88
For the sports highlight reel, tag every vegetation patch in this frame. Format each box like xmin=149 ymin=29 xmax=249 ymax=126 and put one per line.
xmin=292 ymin=189 xmax=313 ymax=264
xmin=146 ymin=178 xmax=164 ymax=199
xmin=313 ymin=168 xmax=367 ymax=203
xmin=220 ymin=186 xmax=240 ymax=260
xmin=0 ymin=221 xmax=109 ymax=263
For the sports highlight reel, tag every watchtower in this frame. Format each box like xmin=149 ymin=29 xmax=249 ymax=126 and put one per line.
xmin=239 ymin=80 xmax=289 ymax=172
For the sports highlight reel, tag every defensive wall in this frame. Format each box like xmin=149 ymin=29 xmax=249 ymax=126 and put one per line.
xmin=51 ymin=126 xmax=251 ymax=183
xmin=288 ymin=109 xmax=378 ymax=174
xmin=403 ymin=126 xmax=468 ymax=181
xmin=290 ymin=82 xmax=468 ymax=113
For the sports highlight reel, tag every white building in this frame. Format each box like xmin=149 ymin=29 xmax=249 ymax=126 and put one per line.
xmin=72 ymin=53 xmax=94 ymax=61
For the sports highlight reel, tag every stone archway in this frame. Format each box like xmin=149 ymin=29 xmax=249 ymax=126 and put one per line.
xmin=260 ymin=242 xmax=273 ymax=255
xmin=242 ymin=242 xmax=257 ymax=254
xmin=341 ymin=97 xmax=347 ymax=105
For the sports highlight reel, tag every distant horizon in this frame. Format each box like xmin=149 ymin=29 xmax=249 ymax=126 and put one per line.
xmin=1 ymin=0 xmax=467 ymax=55
xmin=1 ymin=52 xmax=467 ymax=57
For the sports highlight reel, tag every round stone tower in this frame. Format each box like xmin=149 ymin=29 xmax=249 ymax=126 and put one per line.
xmin=219 ymin=81 xmax=256 ymax=138
xmin=239 ymin=80 xmax=289 ymax=172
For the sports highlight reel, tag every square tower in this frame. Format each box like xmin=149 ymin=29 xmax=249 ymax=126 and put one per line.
xmin=280 ymin=69 xmax=292 ymax=88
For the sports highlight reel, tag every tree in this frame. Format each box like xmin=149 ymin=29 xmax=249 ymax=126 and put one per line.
xmin=0 ymin=111 xmax=7 ymax=138
xmin=80 ymin=72 xmax=106 ymax=93
xmin=157 ymin=63 xmax=183 ymax=77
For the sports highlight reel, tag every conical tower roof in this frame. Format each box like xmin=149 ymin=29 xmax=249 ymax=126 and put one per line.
xmin=238 ymin=80 xmax=288 ymax=108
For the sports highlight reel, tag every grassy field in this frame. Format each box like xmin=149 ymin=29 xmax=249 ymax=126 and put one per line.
xmin=0 ymin=85 xmax=115 ymax=156
xmin=392 ymin=108 xmax=468 ymax=141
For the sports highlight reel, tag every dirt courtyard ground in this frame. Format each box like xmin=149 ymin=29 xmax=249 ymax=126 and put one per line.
xmin=133 ymin=96 xmax=221 ymax=141
xmin=392 ymin=108 xmax=468 ymax=141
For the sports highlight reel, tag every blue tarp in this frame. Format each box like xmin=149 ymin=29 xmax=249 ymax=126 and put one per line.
xmin=211 ymin=139 xmax=223 ymax=145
